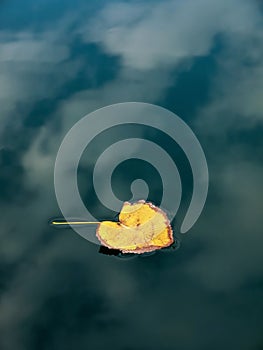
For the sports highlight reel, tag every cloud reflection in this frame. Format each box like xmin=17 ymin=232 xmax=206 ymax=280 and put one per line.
xmin=0 ymin=0 xmax=263 ymax=349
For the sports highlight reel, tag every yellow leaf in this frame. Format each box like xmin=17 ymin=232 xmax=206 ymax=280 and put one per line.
xmin=96 ymin=200 xmax=174 ymax=254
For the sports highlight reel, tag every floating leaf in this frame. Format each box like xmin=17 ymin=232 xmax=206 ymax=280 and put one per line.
xmin=96 ymin=200 xmax=174 ymax=254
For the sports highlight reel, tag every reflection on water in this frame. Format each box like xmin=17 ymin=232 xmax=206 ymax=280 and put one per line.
xmin=0 ymin=0 xmax=263 ymax=349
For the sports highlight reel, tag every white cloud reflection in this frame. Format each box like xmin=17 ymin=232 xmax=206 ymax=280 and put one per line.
xmin=0 ymin=0 xmax=263 ymax=349
xmin=0 ymin=27 xmax=83 ymax=137
xmin=1 ymin=0 xmax=262 ymax=286
xmin=85 ymin=0 xmax=261 ymax=70
xmin=0 ymin=36 xmax=69 ymax=63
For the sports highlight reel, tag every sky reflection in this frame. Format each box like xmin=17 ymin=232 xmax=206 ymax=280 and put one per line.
xmin=0 ymin=1 xmax=263 ymax=349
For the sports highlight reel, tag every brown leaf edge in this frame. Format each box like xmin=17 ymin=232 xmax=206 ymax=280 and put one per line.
xmin=96 ymin=200 xmax=174 ymax=254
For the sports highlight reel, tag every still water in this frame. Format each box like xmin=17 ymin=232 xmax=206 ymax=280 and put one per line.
xmin=0 ymin=1 xmax=263 ymax=349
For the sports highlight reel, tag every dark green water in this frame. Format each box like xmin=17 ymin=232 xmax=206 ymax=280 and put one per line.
xmin=0 ymin=1 xmax=263 ymax=349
